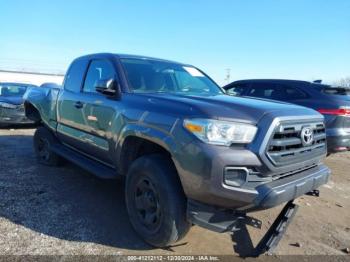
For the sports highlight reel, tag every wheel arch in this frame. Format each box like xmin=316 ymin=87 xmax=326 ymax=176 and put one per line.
xmin=24 ymin=101 xmax=42 ymax=124
xmin=116 ymin=124 xmax=178 ymax=176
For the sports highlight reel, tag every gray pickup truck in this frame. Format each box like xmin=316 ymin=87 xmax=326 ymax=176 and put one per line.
xmin=24 ymin=53 xmax=330 ymax=254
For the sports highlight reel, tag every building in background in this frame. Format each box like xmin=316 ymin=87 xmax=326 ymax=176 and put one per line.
xmin=0 ymin=69 xmax=64 ymax=86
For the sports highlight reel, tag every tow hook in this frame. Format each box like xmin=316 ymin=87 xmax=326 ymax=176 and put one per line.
xmin=306 ymin=189 xmax=320 ymax=197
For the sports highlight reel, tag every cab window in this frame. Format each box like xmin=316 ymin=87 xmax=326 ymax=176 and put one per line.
xmin=83 ymin=60 xmax=115 ymax=93
xmin=64 ymin=58 xmax=89 ymax=93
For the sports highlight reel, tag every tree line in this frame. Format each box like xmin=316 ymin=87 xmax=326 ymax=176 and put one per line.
xmin=333 ymin=77 xmax=350 ymax=87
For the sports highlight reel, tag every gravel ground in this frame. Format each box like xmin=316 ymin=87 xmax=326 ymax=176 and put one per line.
xmin=0 ymin=127 xmax=349 ymax=257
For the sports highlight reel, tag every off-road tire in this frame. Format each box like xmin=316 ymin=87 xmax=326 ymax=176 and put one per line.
xmin=125 ymin=154 xmax=191 ymax=247
xmin=33 ymin=126 xmax=61 ymax=166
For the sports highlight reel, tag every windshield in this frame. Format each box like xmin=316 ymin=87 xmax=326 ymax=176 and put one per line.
xmin=0 ymin=84 xmax=27 ymax=97
xmin=120 ymin=58 xmax=223 ymax=96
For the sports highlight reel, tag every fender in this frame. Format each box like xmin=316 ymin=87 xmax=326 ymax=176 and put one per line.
xmin=24 ymin=87 xmax=61 ymax=131
xmin=115 ymin=123 xmax=178 ymax=163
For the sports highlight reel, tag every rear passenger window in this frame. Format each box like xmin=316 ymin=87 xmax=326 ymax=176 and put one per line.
xmin=284 ymin=87 xmax=308 ymax=100
xmin=64 ymin=58 xmax=89 ymax=93
xmin=83 ymin=60 xmax=116 ymax=93
xmin=248 ymin=83 xmax=287 ymax=100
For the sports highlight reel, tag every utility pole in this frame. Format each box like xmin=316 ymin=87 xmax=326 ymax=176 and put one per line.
xmin=224 ymin=68 xmax=231 ymax=84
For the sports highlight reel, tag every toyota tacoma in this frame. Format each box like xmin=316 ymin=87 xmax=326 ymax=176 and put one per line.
xmin=24 ymin=53 xmax=331 ymax=254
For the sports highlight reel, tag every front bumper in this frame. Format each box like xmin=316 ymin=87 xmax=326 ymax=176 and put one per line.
xmin=174 ymin=140 xmax=330 ymax=212
xmin=0 ymin=106 xmax=34 ymax=125
xmin=252 ymin=164 xmax=330 ymax=210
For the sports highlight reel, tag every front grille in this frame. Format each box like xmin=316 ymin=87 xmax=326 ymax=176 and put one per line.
xmin=266 ymin=121 xmax=326 ymax=166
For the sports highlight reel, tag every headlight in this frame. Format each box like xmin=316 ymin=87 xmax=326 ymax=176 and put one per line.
xmin=184 ymin=119 xmax=257 ymax=146
xmin=0 ymin=102 xmax=17 ymax=109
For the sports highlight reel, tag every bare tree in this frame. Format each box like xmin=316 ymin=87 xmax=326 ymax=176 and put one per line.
xmin=333 ymin=77 xmax=350 ymax=87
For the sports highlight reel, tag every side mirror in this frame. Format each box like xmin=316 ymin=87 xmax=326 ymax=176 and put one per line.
xmin=95 ymin=79 xmax=121 ymax=99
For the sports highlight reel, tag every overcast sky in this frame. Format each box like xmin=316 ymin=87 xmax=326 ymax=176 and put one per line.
xmin=0 ymin=0 xmax=349 ymax=85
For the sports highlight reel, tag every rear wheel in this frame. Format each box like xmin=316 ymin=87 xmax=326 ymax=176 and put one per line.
xmin=125 ymin=154 xmax=190 ymax=247
xmin=33 ymin=127 xmax=61 ymax=166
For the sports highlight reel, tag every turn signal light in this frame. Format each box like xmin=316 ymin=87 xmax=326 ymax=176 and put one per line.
xmin=184 ymin=122 xmax=204 ymax=133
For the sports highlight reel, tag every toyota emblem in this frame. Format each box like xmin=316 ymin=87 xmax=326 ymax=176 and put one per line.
xmin=301 ymin=127 xmax=314 ymax=146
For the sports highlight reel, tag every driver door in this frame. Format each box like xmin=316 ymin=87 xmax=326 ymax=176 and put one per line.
xmin=77 ymin=59 xmax=120 ymax=165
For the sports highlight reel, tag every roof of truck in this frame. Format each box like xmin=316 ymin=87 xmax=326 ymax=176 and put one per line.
xmin=76 ymin=53 xmax=188 ymax=66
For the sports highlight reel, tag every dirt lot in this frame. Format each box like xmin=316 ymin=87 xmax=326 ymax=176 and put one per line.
xmin=0 ymin=127 xmax=349 ymax=257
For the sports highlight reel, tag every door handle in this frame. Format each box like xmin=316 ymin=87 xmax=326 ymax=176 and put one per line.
xmin=74 ymin=101 xmax=84 ymax=109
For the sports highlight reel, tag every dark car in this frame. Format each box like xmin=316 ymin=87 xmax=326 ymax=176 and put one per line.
xmin=0 ymin=82 xmax=38 ymax=126
xmin=223 ymin=79 xmax=350 ymax=153
xmin=40 ymin=82 xmax=62 ymax=89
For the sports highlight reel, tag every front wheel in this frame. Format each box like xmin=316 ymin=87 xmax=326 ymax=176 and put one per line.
xmin=33 ymin=127 xmax=61 ymax=166
xmin=125 ymin=154 xmax=191 ymax=247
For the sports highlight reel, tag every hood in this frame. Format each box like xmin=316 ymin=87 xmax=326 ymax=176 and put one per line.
xmin=0 ymin=96 xmax=24 ymax=105
xmin=135 ymin=93 xmax=320 ymax=124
